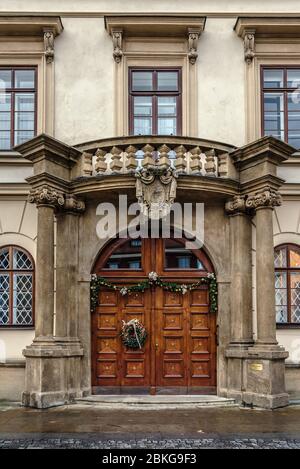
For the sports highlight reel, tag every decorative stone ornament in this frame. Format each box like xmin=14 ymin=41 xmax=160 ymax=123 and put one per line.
xmin=188 ymin=29 xmax=200 ymax=64
xmin=246 ymin=189 xmax=282 ymax=209
xmin=44 ymin=29 xmax=55 ymax=63
xmin=64 ymin=195 xmax=85 ymax=214
xmin=244 ymin=30 xmax=255 ymax=64
xmin=28 ymin=185 xmax=64 ymax=208
xmin=225 ymin=195 xmax=246 ymax=215
xmin=112 ymin=29 xmax=123 ymax=63
xmin=136 ymin=165 xmax=177 ymax=220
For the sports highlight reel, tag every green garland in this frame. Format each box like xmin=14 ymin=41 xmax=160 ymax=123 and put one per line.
xmin=91 ymin=271 xmax=217 ymax=313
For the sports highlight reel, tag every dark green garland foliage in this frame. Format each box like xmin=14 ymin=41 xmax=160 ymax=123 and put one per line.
xmin=91 ymin=272 xmax=218 ymax=313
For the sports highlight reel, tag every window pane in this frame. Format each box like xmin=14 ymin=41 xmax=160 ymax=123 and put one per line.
xmin=132 ymin=72 xmax=153 ymax=91
xmin=15 ymin=70 xmax=35 ymax=89
xmin=0 ymin=93 xmax=11 ymax=112
xmin=103 ymin=239 xmax=142 ymax=269
xmin=0 ymin=274 xmax=10 ymax=325
xmin=264 ymin=93 xmax=284 ymax=112
xmin=13 ymin=273 xmax=33 ymax=325
xmin=158 ymin=117 xmax=176 ymax=135
xmin=287 ymin=69 xmax=300 ymax=88
xmin=275 ymin=271 xmax=287 ymax=289
xmin=263 ymin=69 xmax=284 ymax=88
xmin=290 ymin=249 xmax=300 ymax=268
xmin=158 ymin=97 xmax=177 ymax=116
xmin=275 ymin=247 xmax=287 ymax=268
xmin=15 ymin=112 xmax=35 ymax=131
xmin=0 ymin=131 xmax=11 ymax=150
xmin=0 ymin=112 xmax=11 ymax=131
xmin=0 ymin=70 xmax=12 ymax=89
xmin=0 ymin=248 xmax=9 ymax=270
xmin=288 ymin=92 xmax=300 ymax=111
xmin=134 ymin=117 xmax=152 ymax=135
xmin=13 ymin=249 xmax=33 ymax=270
xmin=14 ymin=130 xmax=34 ymax=145
xmin=264 ymin=112 xmax=284 ymax=133
xmin=165 ymin=239 xmax=204 ymax=269
xmin=14 ymin=93 xmax=34 ymax=112
xmin=291 ymin=272 xmax=300 ymax=323
xmin=157 ymin=72 xmax=178 ymax=91
xmin=276 ymin=305 xmax=287 ymax=323
xmin=288 ymin=112 xmax=300 ymax=130
xmin=287 ymin=131 xmax=300 ymax=149
xmin=133 ymin=96 xmax=152 ymax=116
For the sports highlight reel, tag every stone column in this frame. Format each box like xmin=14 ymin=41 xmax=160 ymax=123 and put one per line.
xmin=225 ymin=195 xmax=253 ymax=402
xmin=242 ymin=189 xmax=289 ymax=409
xmin=28 ymin=186 xmax=64 ymax=340
xmin=226 ymin=196 xmax=253 ymax=346
xmin=55 ymin=196 xmax=85 ymax=339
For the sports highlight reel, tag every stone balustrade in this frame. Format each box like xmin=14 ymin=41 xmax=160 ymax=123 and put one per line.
xmin=75 ymin=136 xmax=236 ymax=179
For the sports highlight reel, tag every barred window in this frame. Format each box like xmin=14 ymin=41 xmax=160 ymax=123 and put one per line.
xmin=275 ymin=244 xmax=300 ymax=326
xmin=0 ymin=246 xmax=34 ymax=327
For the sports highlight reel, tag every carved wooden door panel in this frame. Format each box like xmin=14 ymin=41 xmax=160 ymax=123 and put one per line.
xmin=92 ymin=287 xmax=152 ymax=390
xmin=155 ymin=286 xmax=216 ymax=390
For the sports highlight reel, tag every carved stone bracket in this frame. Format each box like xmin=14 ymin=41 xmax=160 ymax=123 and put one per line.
xmin=64 ymin=195 xmax=85 ymax=214
xmin=225 ymin=195 xmax=247 ymax=215
xmin=188 ymin=28 xmax=200 ymax=65
xmin=29 ymin=185 xmax=65 ymax=208
xmin=44 ymin=29 xmax=55 ymax=64
xmin=243 ymin=29 xmax=255 ymax=65
xmin=246 ymin=189 xmax=282 ymax=210
xmin=112 ymin=29 xmax=123 ymax=63
xmin=136 ymin=165 xmax=177 ymax=220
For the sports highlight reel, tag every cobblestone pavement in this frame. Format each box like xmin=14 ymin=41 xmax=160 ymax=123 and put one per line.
xmin=1 ymin=437 xmax=300 ymax=449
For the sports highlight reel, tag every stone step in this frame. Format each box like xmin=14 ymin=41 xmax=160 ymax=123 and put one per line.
xmin=76 ymin=395 xmax=237 ymax=408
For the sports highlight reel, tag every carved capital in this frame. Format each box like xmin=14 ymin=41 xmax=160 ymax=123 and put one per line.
xmin=64 ymin=195 xmax=85 ymax=214
xmin=188 ymin=29 xmax=200 ymax=65
xmin=244 ymin=30 xmax=255 ymax=65
xmin=112 ymin=29 xmax=123 ymax=63
xmin=29 ymin=185 xmax=64 ymax=208
xmin=246 ymin=190 xmax=282 ymax=210
xmin=225 ymin=195 xmax=246 ymax=215
xmin=44 ymin=29 xmax=55 ymax=64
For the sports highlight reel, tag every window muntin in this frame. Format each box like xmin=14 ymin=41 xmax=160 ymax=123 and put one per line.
xmin=129 ymin=68 xmax=181 ymax=136
xmin=262 ymin=66 xmax=300 ymax=149
xmin=0 ymin=246 xmax=34 ymax=327
xmin=0 ymin=67 xmax=37 ymax=150
xmin=275 ymin=244 xmax=300 ymax=325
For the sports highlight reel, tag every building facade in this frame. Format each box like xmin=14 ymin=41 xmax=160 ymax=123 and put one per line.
xmin=0 ymin=0 xmax=300 ymax=409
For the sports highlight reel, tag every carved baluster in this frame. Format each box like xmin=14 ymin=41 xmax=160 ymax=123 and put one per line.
xmin=157 ymin=144 xmax=171 ymax=168
xmin=141 ymin=144 xmax=155 ymax=169
xmin=218 ymin=153 xmax=228 ymax=178
xmin=174 ymin=145 xmax=187 ymax=173
xmin=190 ymin=146 xmax=202 ymax=173
xmin=95 ymin=148 xmax=107 ymax=173
xmin=125 ymin=145 xmax=138 ymax=171
xmin=205 ymin=149 xmax=216 ymax=176
xmin=82 ymin=152 xmax=93 ymax=176
xmin=110 ymin=146 xmax=123 ymax=172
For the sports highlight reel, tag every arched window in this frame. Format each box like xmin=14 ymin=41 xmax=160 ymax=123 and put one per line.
xmin=275 ymin=244 xmax=300 ymax=325
xmin=0 ymin=246 xmax=34 ymax=327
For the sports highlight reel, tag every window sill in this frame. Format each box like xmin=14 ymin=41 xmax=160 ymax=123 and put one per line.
xmin=0 ymin=326 xmax=34 ymax=330
xmin=276 ymin=323 xmax=300 ymax=329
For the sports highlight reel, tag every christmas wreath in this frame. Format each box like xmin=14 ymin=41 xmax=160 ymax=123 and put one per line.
xmin=121 ymin=319 xmax=147 ymax=349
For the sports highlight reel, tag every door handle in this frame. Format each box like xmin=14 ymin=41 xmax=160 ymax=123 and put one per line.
xmin=155 ymin=343 xmax=159 ymax=350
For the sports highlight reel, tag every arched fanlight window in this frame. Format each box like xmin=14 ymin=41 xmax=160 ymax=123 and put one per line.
xmin=0 ymin=246 xmax=34 ymax=326
xmin=275 ymin=244 xmax=300 ymax=325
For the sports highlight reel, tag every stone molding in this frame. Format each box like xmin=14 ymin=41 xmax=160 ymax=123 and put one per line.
xmin=246 ymin=189 xmax=282 ymax=210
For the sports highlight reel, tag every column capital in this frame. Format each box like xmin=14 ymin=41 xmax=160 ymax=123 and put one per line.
xmin=225 ymin=195 xmax=247 ymax=215
xmin=29 ymin=185 xmax=65 ymax=208
xmin=245 ymin=189 xmax=282 ymax=211
xmin=63 ymin=195 xmax=86 ymax=214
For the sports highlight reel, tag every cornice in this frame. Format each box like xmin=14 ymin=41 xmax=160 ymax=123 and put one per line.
xmin=0 ymin=15 xmax=63 ymax=36
xmin=234 ymin=16 xmax=300 ymax=38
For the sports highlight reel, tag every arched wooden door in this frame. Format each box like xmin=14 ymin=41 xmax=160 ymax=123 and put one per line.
xmin=92 ymin=238 xmax=217 ymax=394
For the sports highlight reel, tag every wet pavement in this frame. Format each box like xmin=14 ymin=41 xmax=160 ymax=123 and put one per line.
xmin=1 ymin=401 xmax=300 ymax=448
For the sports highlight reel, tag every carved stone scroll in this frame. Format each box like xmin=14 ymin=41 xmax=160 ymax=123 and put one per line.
xmin=188 ymin=28 xmax=200 ymax=65
xmin=29 ymin=185 xmax=65 ymax=208
xmin=246 ymin=190 xmax=282 ymax=210
xmin=244 ymin=30 xmax=255 ymax=65
xmin=44 ymin=30 xmax=55 ymax=64
xmin=112 ymin=29 xmax=123 ymax=63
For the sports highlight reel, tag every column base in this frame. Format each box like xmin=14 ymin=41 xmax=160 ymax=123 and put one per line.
xmin=225 ymin=344 xmax=289 ymax=409
xmin=22 ymin=339 xmax=84 ymax=409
